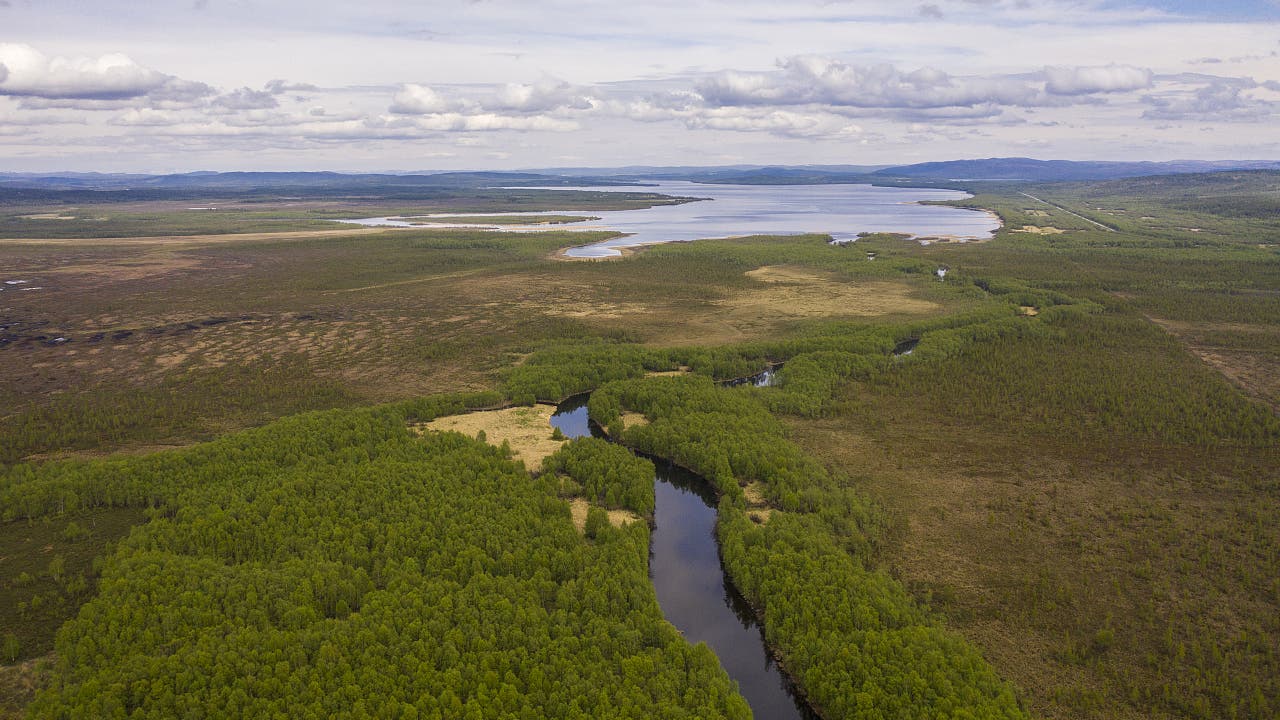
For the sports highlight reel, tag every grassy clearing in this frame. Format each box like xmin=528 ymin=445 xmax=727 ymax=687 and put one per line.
xmin=420 ymin=405 xmax=565 ymax=468
xmin=567 ymin=498 xmax=642 ymax=532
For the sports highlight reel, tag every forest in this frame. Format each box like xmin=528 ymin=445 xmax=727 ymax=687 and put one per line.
xmin=4 ymin=401 xmax=748 ymax=718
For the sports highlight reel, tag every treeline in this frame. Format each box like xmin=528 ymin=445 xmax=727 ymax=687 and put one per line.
xmin=0 ymin=391 xmax=506 ymax=522
xmin=591 ymin=375 xmax=1027 ymax=719
xmin=503 ymin=342 xmax=775 ymax=404
xmin=14 ymin=405 xmax=749 ymax=718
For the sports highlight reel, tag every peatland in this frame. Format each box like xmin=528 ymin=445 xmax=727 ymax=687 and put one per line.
xmin=1 ymin=172 xmax=1277 ymax=719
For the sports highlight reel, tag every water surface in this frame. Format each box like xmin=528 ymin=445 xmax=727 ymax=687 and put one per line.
xmin=341 ymin=181 xmax=999 ymax=258
xmin=552 ymin=181 xmax=998 ymax=258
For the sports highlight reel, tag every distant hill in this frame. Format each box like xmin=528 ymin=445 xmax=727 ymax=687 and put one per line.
xmin=872 ymin=157 xmax=1280 ymax=182
xmin=0 ymin=171 xmax=638 ymax=193
xmin=5 ymin=160 xmax=1280 ymax=194
xmin=530 ymin=164 xmax=892 ymax=179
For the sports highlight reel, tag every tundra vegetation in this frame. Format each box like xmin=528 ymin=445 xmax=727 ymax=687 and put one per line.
xmin=1 ymin=173 xmax=1278 ymax=719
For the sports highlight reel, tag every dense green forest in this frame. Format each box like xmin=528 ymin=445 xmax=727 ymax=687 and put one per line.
xmin=3 ymin=400 xmax=748 ymax=719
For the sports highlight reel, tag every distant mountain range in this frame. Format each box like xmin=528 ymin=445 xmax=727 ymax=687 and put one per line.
xmin=0 ymin=171 xmax=637 ymax=192
xmin=2 ymin=158 xmax=1279 ymax=193
xmin=867 ymin=157 xmax=1280 ymax=182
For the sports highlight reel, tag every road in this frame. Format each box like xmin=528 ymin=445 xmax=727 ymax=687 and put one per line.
xmin=1019 ymin=192 xmax=1116 ymax=232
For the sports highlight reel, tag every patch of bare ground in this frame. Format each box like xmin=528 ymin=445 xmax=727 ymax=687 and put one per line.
xmin=618 ymin=411 xmax=649 ymax=430
xmin=1012 ymin=225 xmax=1066 ymax=235
xmin=1181 ymin=347 xmax=1280 ymax=411
xmin=0 ymin=654 xmax=50 ymax=720
xmin=539 ymin=301 xmax=654 ymax=320
xmin=733 ymin=266 xmax=940 ymax=318
xmin=743 ymin=481 xmax=774 ymax=524
xmin=742 ymin=482 xmax=767 ymax=505
xmin=1145 ymin=317 xmax=1280 ymax=410
xmin=420 ymin=405 xmax=565 ymax=468
xmin=44 ymin=254 xmax=211 ymax=283
xmin=646 ymin=366 xmax=690 ymax=377
xmin=567 ymin=498 xmax=641 ymax=533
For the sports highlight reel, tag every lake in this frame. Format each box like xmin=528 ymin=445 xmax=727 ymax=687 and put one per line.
xmin=339 ymin=181 xmax=1000 ymax=258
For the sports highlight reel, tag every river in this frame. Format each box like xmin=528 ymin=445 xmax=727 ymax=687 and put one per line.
xmin=339 ymin=180 xmax=999 ymax=258
xmin=550 ymin=393 xmax=818 ymax=720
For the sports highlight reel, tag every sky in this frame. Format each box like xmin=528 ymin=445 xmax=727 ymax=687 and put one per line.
xmin=1 ymin=0 xmax=1279 ymax=172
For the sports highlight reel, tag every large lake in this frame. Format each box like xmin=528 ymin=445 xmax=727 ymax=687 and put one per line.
xmin=340 ymin=181 xmax=1000 ymax=258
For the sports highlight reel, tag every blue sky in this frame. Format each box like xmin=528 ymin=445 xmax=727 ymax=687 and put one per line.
xmin=1 ymin=0 xmax=1278 ymax=171
xmin=1136 ymin=0 xmax=1279 ymax=19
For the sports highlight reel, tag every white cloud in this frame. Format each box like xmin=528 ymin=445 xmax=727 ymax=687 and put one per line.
xmin=697 ymin=56 xmax=1041 ymax=110
xmin=1142 ymin=78 xmax=1277 ymax=121
xmin=0 ymin=43 xmax=210 ymax=102
xmin=387 ymin=82 xmax=582 ymax=132
xmin=686 ymin=108 xmax=864 ymax=139
xmin=389 ymin=83 xmax=457 ymax=114
xmin=1044 ymin=64 xmax=1154 ymax=94
xmin=484 ymin=80 xmax=595 ymax=113
xmin=2 ymin=3 xmax=1280 ymax=170
xmin=112 ymin=108 xmax=183 ymax=126
xmin=411 ymin=113 xmax=578 ymax=132
xmin=212 ymin=87 xmax=279 ymax=111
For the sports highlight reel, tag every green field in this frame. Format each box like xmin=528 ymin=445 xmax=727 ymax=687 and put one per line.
xmin=1 ymin=173 xmax=1277 ymax=719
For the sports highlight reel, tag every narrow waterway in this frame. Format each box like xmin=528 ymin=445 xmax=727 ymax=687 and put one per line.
xmin=550 ymin=393 xmax=817 ymax=720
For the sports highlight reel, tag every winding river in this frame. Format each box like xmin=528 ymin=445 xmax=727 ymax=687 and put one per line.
xmin=550 ymin=392 xmax=817 ymax=719
xmin=340 ymin=181 xmax=1000 ymax=258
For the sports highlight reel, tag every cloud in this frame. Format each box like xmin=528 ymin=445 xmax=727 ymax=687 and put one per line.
xmin=264 ymin=79 xmax=319 ymax=94
xmin=112 ymin=108 xmax=185 ymax=127
xmin=387 ymin=82 xmax=582 ymax=131
xmin=410 ymin=112 xmax=578 ymax=132
xmin=389 ymin=83 xmax=457 ymax=114
xmin=484 ymin=80 xmax=595 ymax=113
xmin=1044 ymin=64 xmax=1153 ymax=95
xmin=212 ymin=87 xmax=279 ymax=111
xmin=610 ymin=97 xmax=867 ymax=140
xmin=684 ymin=108 xmax=864 ymax=139
xmin=697 ymin=56 xmax=1041 ymax=110
xmin=0 ymin=43 xmax=211 ymax=102
xmin=1142 ymin=79 xmax=1276 ymax=121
